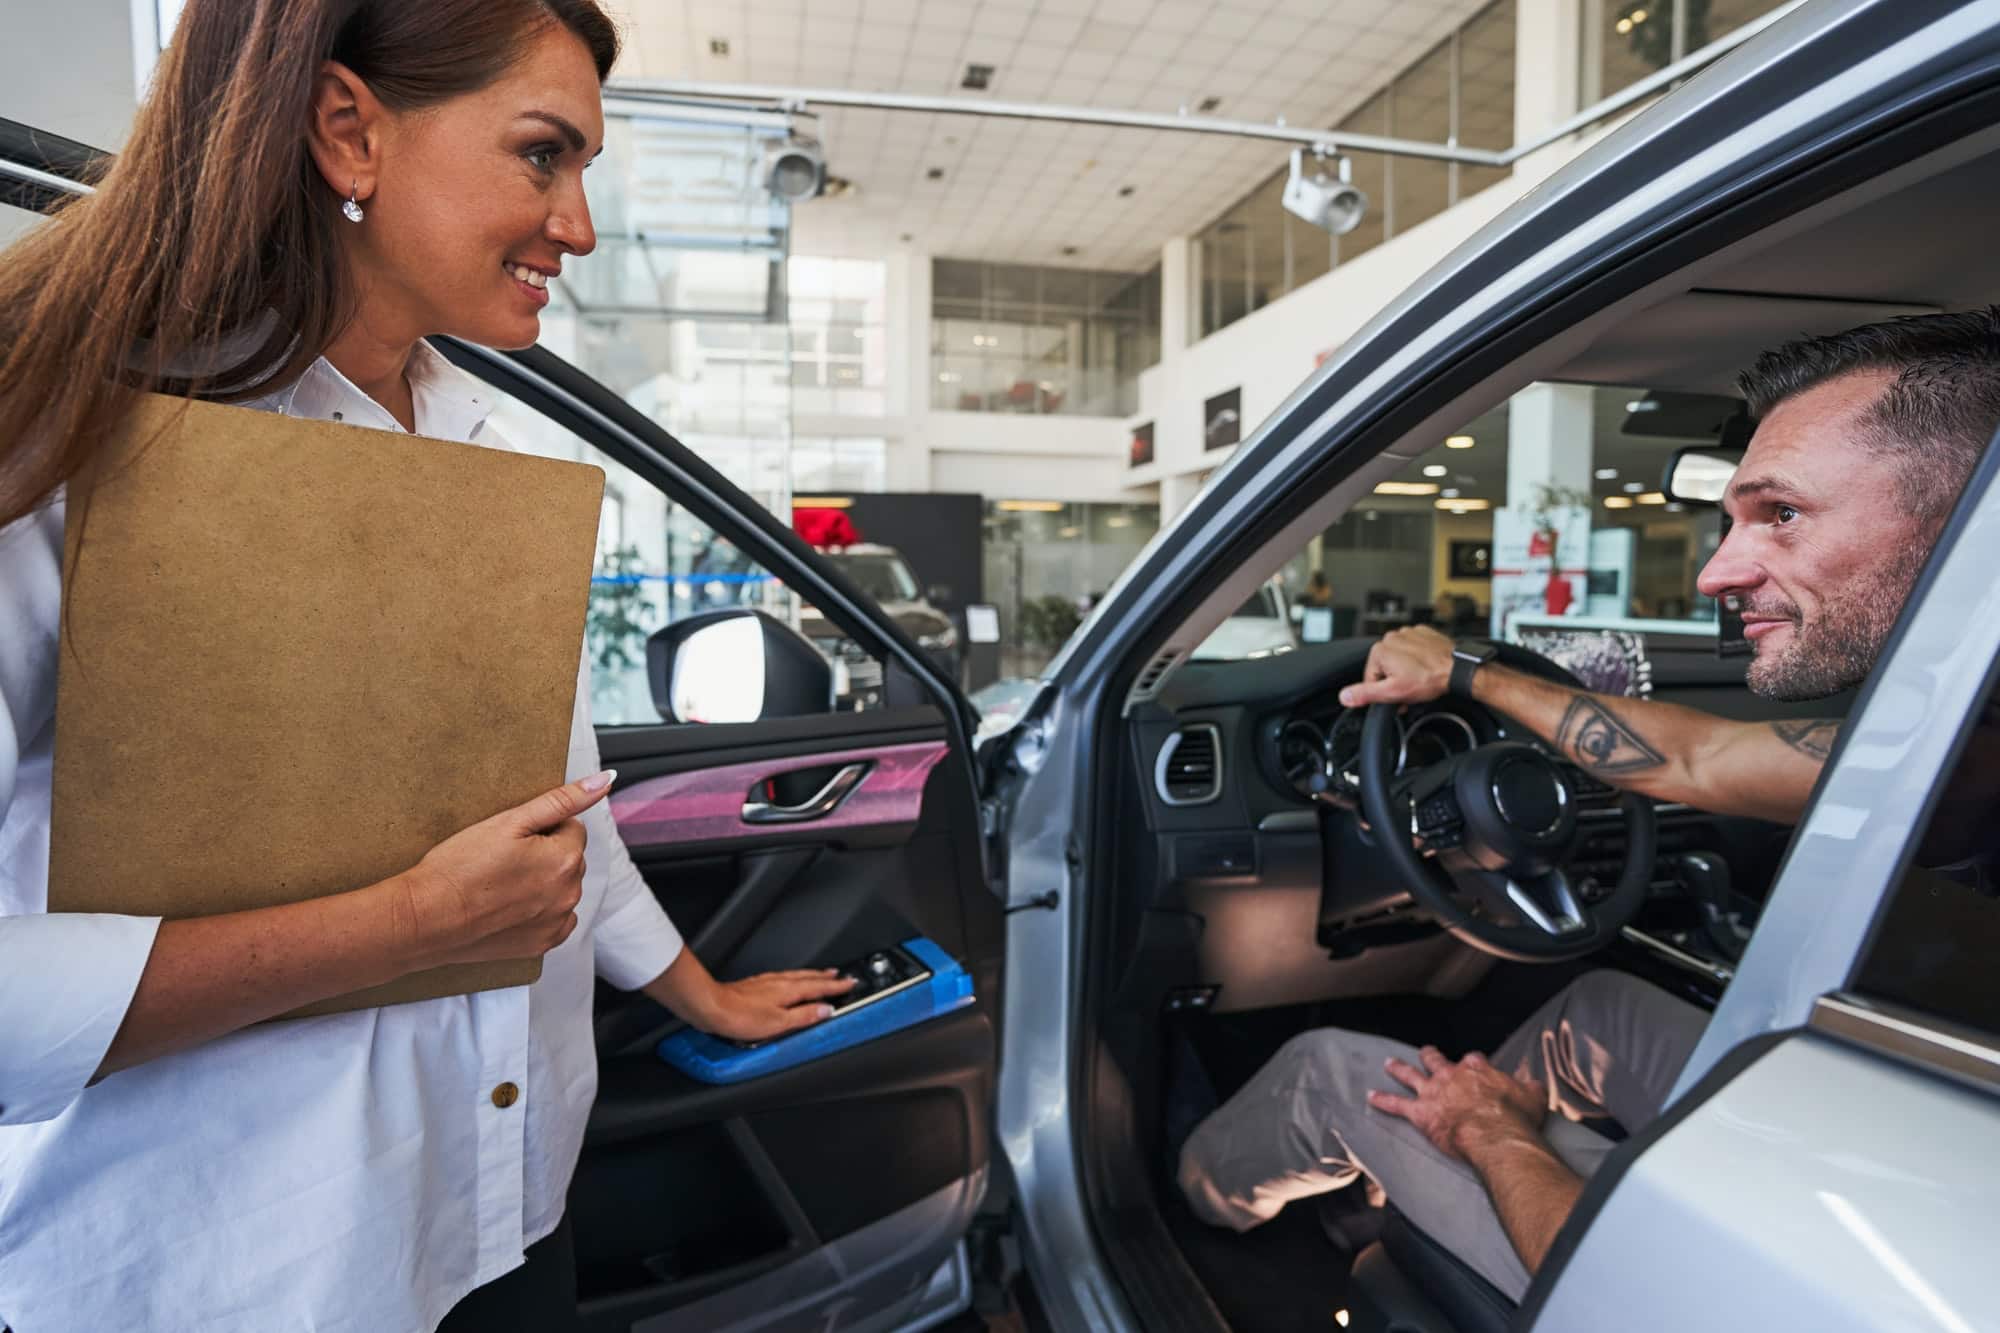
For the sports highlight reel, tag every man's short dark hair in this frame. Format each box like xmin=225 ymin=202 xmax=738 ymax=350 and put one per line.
xmin=1739 ymin=307 xmax=2000 ymax=525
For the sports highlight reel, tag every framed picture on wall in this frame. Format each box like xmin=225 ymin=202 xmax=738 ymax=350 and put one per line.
xmin=1203 ymin=388 xmax=1241 ymax=450
xmin=1129 ymin=421 xmax=1154 ymax=468
xmin=1449 ymin=539 xmax=1493 ymax=580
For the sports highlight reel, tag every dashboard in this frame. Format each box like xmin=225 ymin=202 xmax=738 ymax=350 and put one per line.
xmin=1269 ymin=696 xmax=1503 ymax=804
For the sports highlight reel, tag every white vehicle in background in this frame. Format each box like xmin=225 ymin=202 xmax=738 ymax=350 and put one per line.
xmin=1191 ymin=580 xmax=1298 ymax=660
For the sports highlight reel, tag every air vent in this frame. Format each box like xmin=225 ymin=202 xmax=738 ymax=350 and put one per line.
xmin=1156 ymin=724 xmax=1223 ymax=806
xmin=1131 ymin=647 xmax=1183 ymax=699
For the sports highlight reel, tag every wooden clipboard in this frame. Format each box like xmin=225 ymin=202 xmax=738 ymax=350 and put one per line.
xmin=47 ymin=393 xmax=605 ymax=1015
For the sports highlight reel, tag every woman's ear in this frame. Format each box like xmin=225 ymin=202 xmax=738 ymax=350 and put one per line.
xmin=305 ymin=60 xmax=384 ymax=205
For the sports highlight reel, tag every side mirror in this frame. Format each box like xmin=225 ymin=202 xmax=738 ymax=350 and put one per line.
xmin=1662 ymin=446 xmax=1743 ymax=506
xmin=646 ymin=609 xmax=833 ymax=724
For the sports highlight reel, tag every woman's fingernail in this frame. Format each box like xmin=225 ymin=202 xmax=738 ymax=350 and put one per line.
xmin=818 ymin=1004 xmax=835 ymax=1020
xmin=581 ymin=769 xmax=616 ymax=793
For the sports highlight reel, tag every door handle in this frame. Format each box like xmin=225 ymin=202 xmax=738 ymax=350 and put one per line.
xmin=741 ymin=762 xmax=871 ymax=824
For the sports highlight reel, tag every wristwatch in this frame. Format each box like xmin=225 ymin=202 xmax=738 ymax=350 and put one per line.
xmin=1449 ymin=639 xmax=1500 ymax=696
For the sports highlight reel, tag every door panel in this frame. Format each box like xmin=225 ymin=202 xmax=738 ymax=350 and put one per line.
xmin=575 ymin=704 xmax=1002 ymax=1332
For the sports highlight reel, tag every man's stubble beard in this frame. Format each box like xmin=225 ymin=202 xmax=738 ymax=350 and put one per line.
xmin=1745 ymin=539 xmax=1930 ymax=702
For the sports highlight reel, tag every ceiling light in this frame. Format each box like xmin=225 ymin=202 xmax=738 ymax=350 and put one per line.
xmin=926 ymin=167 xmax=945 ymax=181
xmin=997 ymin=499 xmax=1065 ymax=512
xmin=1061 ymin=245 xmax=1079 ymax=256
xmin=1626 ymin=398 xmax=1656 ymax=413
xmin=1118 ymin=185 xmax=1136 ymax=197
xmin=1281 ymin=147 xmax=1367 ymax=236
xmin=1603 ymin=495 xmax=1634 ymax=508
xmin=962 ymin=63 xmax=995 ymax=90
xmin=1058 ymin=525 xmax=1081 ymax=538
xmin=1375 ymin=481 xmax=1440 ymax=495
xmin=1665 ymin=502 xmax=1686 ymax=512
xmin=1106 ymin=514 xmax=1133 ymax=527
xmin=1446 ymin=435 xmax=1476 ymax=449
xmin=1440 ymin=487 xmax=1461 ymax=498
xmin=763 ymin=135 xmax=825 ymax=200
xmin=1630 ymin=8 xmax=1649 ymax=22
xmin=1422 ymin=464 xmax=1448 ymax=477
xmin=1436 ymin=497 xmax=1492 ymax=511
xmin=1623 ymin=481 xmax=1646 ymax=493
xmin=1637 ymin=491 xmax=1668 ymax=505
xmin=1364 ymin=510 xmax=1379 ymax=520
xmin=1615 ymin=17 xmax=1633 ymax=33
xmin=792 ymin=496 xmax=854 ymax=508
xmin=709 ymin=37 xmax=730 ymax=56
xmin=1197 ymin=96 xmax=1222 ymax=113
xmin=1595 ymin=467 xmax=1619 ymax=480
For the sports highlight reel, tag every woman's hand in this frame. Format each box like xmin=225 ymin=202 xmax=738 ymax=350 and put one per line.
xmin=643 ymin=950 xmax=858 ymax=1043
xmin=392 ymin=770 xmax=617 ymax=969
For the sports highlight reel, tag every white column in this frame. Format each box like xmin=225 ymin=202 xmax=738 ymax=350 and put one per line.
xmin=1160 ymin=236 xmax=1193 ymax=354
xmin=1513 ymin=0 xmax=1585 ymax=184
xmin=1160 ymin=471 xmax=1202 ymax=524
xmin=1505 ymin=382 xmax=1595 ymax=509
xmin=883 ymin=250 xmax=933 ymax=493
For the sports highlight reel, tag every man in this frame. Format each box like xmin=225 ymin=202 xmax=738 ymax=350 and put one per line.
xmin=1177 ymin=309 xmax=2000 ymax=1301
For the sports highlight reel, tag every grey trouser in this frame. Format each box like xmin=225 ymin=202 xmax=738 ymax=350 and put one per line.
xmin=1176 ymin=970 xmax=1708 ymax=1300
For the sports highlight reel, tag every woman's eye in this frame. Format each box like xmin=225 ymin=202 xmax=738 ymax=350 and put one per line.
xmin=1775 ymin=503 xmax=1799 ymax=524
xmin=526 ymin=147 xmax=559 ymax=172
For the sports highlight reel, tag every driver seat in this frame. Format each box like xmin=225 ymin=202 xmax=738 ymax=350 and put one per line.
xmin=1349 ymin=1206 xmax=1515 ymax=1333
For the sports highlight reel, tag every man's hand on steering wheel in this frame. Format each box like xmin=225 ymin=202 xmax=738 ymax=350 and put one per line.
xmin=1340 ymin=625 xmax=1458 ymax=709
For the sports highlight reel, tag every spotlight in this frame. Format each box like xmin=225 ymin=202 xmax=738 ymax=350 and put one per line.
xmin=763 ymin=135 xmax=825 ymax=201
xmin=1281 ymin=147 xmax=1367 ymax=236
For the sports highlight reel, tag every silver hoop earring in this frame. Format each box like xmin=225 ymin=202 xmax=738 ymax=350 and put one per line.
xmin=342 ymin=181 xmax=364 ymax=224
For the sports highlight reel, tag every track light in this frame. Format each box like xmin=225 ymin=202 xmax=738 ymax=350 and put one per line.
xmin=1281 ymin=147 xmax=1367 ymax=236
xmin=763 ymin=134 xmax=825 ymax=201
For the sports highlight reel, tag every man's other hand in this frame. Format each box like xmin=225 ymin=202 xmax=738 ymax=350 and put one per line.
xmin=1368 ymin=1046 xmax=1549 ymax=1161
xmin=1339 ymin=626 xmax=1458 ymax=709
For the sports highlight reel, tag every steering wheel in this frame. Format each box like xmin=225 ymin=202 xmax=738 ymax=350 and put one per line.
xmin=1355 ymin=645 xmax=1655 ymax=962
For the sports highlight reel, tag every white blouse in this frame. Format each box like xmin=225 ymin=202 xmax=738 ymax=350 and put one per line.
xmin=0 ymin=341 xmax=684 ymax=1332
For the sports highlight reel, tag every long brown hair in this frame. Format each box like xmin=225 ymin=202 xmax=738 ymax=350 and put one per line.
xmin=0 ymin=0 xmax=619 ymax=532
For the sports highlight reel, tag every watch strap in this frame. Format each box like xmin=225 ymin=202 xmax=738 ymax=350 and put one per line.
xmin=1449 ymin=641 xmax=1497 ymax=696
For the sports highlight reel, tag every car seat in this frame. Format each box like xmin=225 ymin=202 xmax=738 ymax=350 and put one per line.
xmin=1348 ymin=1205 xmax=1515 ymax=1333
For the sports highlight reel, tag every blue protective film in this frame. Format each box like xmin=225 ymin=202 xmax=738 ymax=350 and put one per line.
xmin=657 ymin=937 xmax=975 ymax=1085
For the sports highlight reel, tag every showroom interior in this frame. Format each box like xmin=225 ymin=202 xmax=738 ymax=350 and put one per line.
xmin=10 ymin=0 xmax=1793 ymax=720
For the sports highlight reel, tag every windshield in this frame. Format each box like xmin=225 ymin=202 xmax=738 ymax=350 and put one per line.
xmin=832 ymin=552 xmax=921 ymax=603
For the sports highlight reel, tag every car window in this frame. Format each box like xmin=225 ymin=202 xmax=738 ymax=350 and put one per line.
xmin=1204 ymin=381 xmax=1733 ymax=658
xmin=1850 ymin=674 xmax=2000 ymax=1035
xmin=488 ymin=389 xmax=892 ymax=723
xmin=832 ymin=551 xmax=920 ymax=603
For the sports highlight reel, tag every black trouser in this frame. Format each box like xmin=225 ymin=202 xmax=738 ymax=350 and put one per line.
xmin=437 ymin=1214 xmax=578 ymax=1333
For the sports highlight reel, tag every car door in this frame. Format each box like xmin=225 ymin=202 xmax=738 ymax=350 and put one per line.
xmin=1517 ymin=428 xmax=2000 ymax=1330
xmin=447 ymin=343 xmax=1004 ymax=1333
xmin=0 ymin=122 xmax=1004 ymax=1333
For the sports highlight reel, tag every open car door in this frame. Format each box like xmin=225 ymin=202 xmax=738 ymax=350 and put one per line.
xmin=1 ymin=122 xmax=1005 ymax=1333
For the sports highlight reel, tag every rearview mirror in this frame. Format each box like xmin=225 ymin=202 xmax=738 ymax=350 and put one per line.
xmin=1662 ymin=446 xmax=1743 ymax=506
xmin=647 ymin=609 xmax=834 ymax=724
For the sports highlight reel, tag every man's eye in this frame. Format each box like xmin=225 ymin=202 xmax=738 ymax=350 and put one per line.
xmin=1775 ymin=504 xmax=1799 ymax=523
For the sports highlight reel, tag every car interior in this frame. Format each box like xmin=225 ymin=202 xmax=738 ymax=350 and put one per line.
xmin=1076 ymin=116 xmax=2000 ymax=1333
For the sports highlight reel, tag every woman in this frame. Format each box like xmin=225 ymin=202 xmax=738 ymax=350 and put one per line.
xmin=0 ymin=3 xmax=853 ymax=1330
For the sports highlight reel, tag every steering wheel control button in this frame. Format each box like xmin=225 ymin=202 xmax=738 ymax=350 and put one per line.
xmin=1491 ymin=755 xmax=1567 ymax=836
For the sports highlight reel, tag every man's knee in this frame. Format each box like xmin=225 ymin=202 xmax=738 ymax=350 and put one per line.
xmin=1557 ymin=968 xmax=1659 ymax=1020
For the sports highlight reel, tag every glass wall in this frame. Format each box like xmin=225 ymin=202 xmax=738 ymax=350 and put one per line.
xmin=981 ymin=501 xmax=1160 ymax=679
xmin=1580 ymin=0 xmax=1793 ymax=105
xmin=1194 ymin=0 xmax=1518 ymax=338
xmin=932 ymin=260 xmax=1161 ymax=416
xmin=788 ymin=256 xmax=888 ymax=417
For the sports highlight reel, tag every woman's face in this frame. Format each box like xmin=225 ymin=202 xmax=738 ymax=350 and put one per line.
xmin=353 ymin=26 xmax=604 ymax=351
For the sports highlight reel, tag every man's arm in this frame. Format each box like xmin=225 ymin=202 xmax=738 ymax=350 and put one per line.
xmin=1339 ymin=626 xmax=1836 ymax=824
xmin=1368 ymin=1047 xmax=1582 ymax=1278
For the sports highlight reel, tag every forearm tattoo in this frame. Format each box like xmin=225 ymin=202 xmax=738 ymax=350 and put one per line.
xmin=1773 ymin=718 xmax=1839 ymax=762
xmin=1555 ymin=696 xmax=1667 ymax=773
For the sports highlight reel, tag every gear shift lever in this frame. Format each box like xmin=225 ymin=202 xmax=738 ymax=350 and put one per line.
xmin=1678 ymin=851 xmax=1750 ymax=962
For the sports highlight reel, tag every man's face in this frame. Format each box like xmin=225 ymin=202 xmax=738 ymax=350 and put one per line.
xmin=1695 ymin=370 xmax=1934 ymax=701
